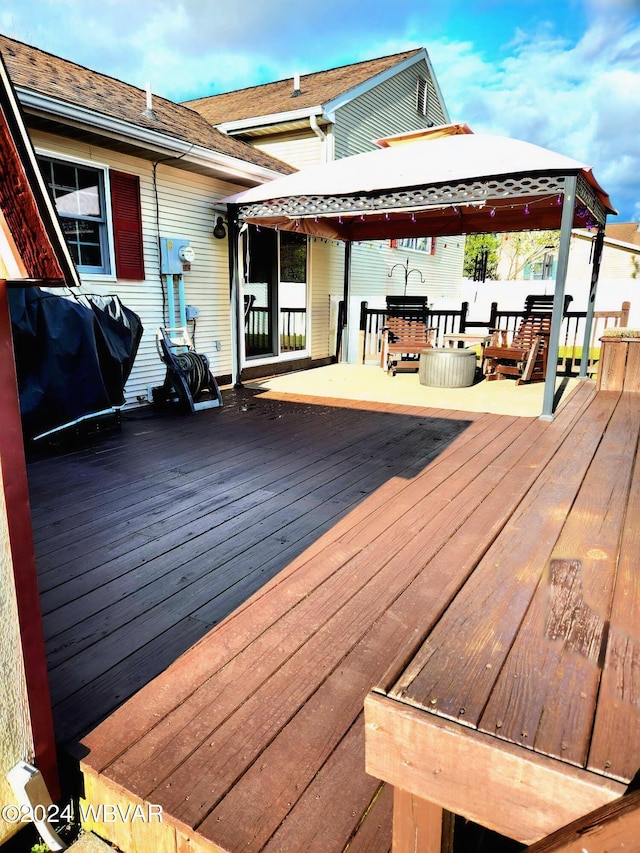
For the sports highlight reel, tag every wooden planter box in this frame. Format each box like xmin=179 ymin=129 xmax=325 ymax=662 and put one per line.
xmin=596 ymin=331 xmax=640 ymax=392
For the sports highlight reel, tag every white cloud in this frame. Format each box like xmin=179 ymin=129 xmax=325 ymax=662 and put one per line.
xmin=2 ymin=0 xmax=639 ymax=219
xmin=429 ymin=14 xmax=640 ymax=220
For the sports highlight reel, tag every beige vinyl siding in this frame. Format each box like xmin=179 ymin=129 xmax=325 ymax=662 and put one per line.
xmin=308 ymin=237 xmax=345 ymax=359
xmin=571 ymin=233 xmax=640 ymax=280
xmin=30 ymin=130 xmax=246 ymax=406
xmin=349 ymin=239 xmax=465 ymax=308
xmin=333 ymin=60 xmax=448 ymax=158
xmin=253 ymin=130 xmax=328 ymax=169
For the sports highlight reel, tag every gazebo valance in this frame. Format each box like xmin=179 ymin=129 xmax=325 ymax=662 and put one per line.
xmin=223 ymin=132 xmax=615 ymax=240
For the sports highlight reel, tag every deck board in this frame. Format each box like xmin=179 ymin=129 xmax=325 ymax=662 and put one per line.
xmin=31 ymin=396 xmax=477 ymax=743
xmin=479 ymin=392 xmax=640 ymax=767
xmin=27 ymin=379 xmax=633 ymax=853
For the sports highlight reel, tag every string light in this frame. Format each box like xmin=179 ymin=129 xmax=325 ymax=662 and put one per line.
xmin=489 ymin=208 xmax=496 ymax=218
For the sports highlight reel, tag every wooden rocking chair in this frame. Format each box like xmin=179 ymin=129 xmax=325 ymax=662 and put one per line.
xmin=483 ymin=314 xmax=552 ymax=384
xmin=381 ymin=296 xmax=437 ymax=376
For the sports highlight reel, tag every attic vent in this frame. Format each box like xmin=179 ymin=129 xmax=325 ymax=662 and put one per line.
xmin=416 ymin=77 xmax=429 ymax=116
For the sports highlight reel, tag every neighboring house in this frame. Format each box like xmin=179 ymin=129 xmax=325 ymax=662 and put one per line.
xmin=462 ymin=224 xmax=639 ymax=327
xmin=0 ymin=33 xmax=295 ymax=407
xmin=187 ymin=49 xmax=466 ymax=368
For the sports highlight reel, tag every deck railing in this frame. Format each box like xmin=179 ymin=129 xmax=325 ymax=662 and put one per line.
xmin=358 ymin=300 xmax=631 ymax=374
xmin=245 ymin=306 xmax=307 ymax=356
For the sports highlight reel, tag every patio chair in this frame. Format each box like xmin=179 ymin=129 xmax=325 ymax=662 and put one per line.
xmin=381 ymin=296 xmax=436 ymax=376
xmin=523 ymin=293 xmax=573 ymax=314
xmin=483 ymin=314 xmax=552 ymax=384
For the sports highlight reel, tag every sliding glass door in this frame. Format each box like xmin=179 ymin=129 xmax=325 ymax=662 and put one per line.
xmin=244 ymin=226 xmax=307 ymax=360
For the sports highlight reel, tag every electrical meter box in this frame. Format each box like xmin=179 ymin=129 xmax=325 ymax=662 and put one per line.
xmin=160 ymin=238 xmax=195 ymax=274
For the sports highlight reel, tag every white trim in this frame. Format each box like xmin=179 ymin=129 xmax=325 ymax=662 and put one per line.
xmin=217 ymin=105 xmax=325 ymax=135
xmin=36 ymin=147 xmax=117 ymax=277
xmin=422 ymin=47 xmax=451 ymax=124
xmin=243 ymin=349 xmax=309 ymax=368
xmin=18 ymin=88 xmax=285 ymax=185
xmin=324 ymin=49 xmax=444 ymax=119
xmin=573 ymin=228 xmax=640 ymax=254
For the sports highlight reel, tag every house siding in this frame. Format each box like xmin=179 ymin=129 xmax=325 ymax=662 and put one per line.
xmin=333 ymin=60 xmax=447 ymax=158
xmin=350 ymin=239 xmax=465 ymax=307
xmin=253 ymin=130 xmax=328 ymax=169
xmin=30 ymin=130 xmax=248 ymax=406
xmin=308 ymin=237 xmax=345 ymax=359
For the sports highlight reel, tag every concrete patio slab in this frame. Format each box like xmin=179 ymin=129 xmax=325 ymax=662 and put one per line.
xmin=247 ymin=363 xmax=580 ymax=417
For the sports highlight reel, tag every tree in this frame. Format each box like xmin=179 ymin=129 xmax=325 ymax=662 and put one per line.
xmin=463 ymin=234 xmax=500 ymax=280
xmin=498 ymin=230 xmax=560 ymax=280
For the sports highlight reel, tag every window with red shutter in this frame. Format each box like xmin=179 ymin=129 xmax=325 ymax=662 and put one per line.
xmin=110 ymin=170 xmax=145 ymax=280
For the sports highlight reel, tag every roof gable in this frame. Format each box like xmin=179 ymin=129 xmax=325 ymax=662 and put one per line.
xmin=0 ymin=34 xmax=294 ymax=176
xmin=0 ymin=51 xmax=79 ymax=285
xmin=184 ymin=49 xmax=424 ymax=126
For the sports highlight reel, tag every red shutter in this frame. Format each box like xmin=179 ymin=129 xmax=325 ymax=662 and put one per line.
xmin=110 ymin=170 xmax=145 ymax=280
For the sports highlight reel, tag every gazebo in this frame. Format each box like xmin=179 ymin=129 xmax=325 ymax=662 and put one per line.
xmin=223 ymin=124 xmax=616 ymax=418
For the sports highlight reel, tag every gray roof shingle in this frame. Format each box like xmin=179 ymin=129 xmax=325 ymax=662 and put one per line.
xmin=184 ymin=49 xmax=423 ymax=125
xmin=0 ymin=34 xmax=294 ymax=175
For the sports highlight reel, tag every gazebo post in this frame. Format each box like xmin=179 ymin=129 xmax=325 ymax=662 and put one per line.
xmin=541 ymin=174 xmax=577 ymax=420
xmin=226 ymin=204 xmax=243 ymax=388
xmin=578 ymin=226 xmax=605 ymax=379
xmin=340 ymin=240 xmax=352 ymax=362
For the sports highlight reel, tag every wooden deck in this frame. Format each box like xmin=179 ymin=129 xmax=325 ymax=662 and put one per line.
xmin=26 ymin=379 xmax=638 ymax=852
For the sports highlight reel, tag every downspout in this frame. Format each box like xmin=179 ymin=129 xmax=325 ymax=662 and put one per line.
xmin=226 ymin=204 xmax=243 ymax=387
xmin=309 ymin=114 xmax=326 ymax=142
xmin=310 ymin=114 xmax=331 ymax=162
xmin=541 ymin=174 xmax=577 ymax=420
xmin=578 ymin=226 xmax=605 ymax=379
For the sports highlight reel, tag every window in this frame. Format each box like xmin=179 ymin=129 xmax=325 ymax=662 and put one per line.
xmin=38 ymin=156 xmax=110 ymax=274
xmin=37 ymin=156 xmax=145 ymax=279
xmin=416 ymin=77 xmax=429 ymax=116
xmin=397 ymin=236 xmax=436 ymax=254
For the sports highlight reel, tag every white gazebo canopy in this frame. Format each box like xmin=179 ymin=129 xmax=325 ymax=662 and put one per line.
xmin=222 ymin=124 xmax=616 ymax=417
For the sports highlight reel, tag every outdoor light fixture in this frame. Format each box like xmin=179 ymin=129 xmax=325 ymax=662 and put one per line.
xmin=213 ymin=216 xmax=226 ymax=239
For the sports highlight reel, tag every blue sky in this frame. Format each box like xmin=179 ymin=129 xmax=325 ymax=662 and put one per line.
xmin=1 ymin=0 xmax=639 ymax=222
